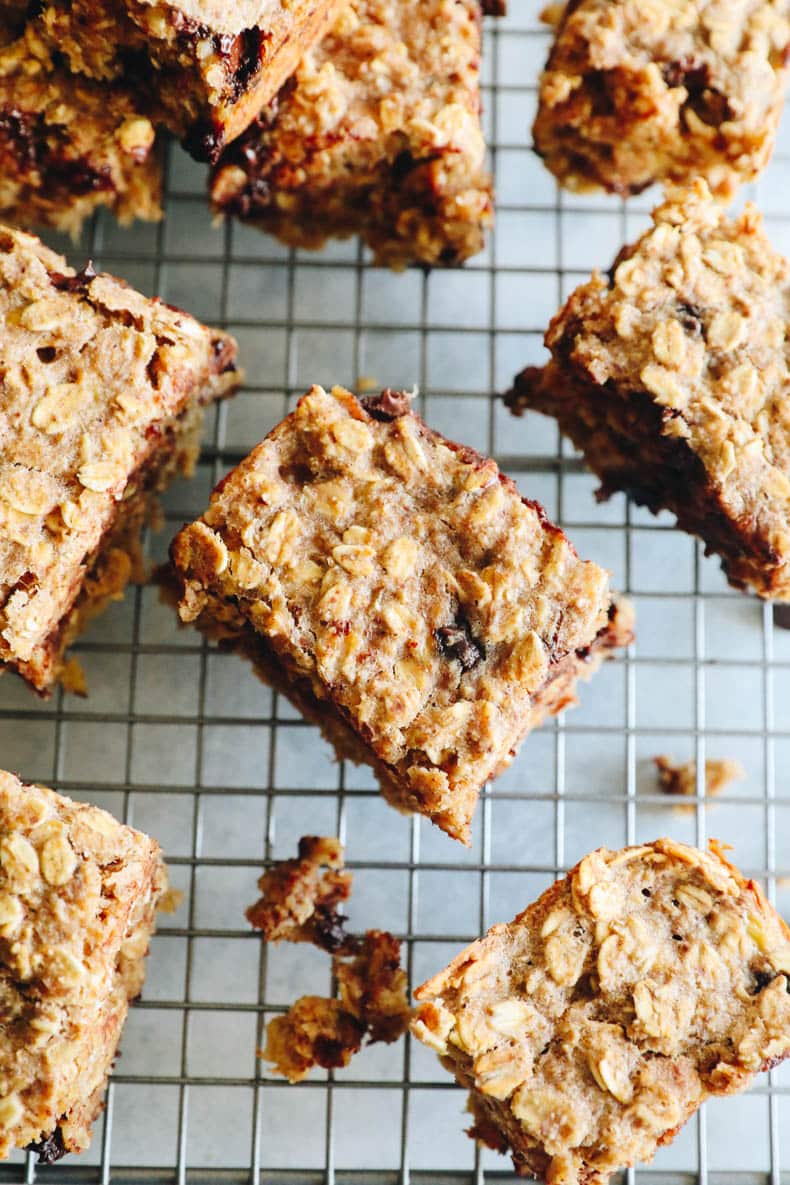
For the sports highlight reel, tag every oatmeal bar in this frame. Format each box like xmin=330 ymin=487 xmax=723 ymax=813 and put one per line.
xmin=532 ymin=0 xmax=790 ymax=197
xmin=412 ymin=838 xmax=790 ymax=1185
xmin=28 ymin=0 xmax=340 ymax=162
xmin=0 ymin=224 xmax=239 ymax=693
xmin=0 ymin=22 xmax=162 ymax=234
xmin=171 ymin=385 xmax=632 ymax=844
xmin=209 ymin=0 xmax=493 ymax=268
xmin=508 ymin=182 xmax=790 ymax=600
xmin=246 ymin=835 xmax=353 ymax=950
xmin=0 ymin=769 xmax=166 ymax=1161
xmin=263 ymin=929 xmax=410 ymax=1081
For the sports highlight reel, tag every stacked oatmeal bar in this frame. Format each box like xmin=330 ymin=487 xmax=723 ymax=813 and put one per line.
xmin=532 ymin=0 xmax=790 ymax=197
xmin=413 ymin=839 xmax=790 ymax=1184
xmin=0 ymin=770 xmax=166 ymax=1161
xmin=0 ymin=0 xmax=497 ymax=261
xmin=20 ymin=0 xmax=342 ymax=163
xmin=508 ymin=182 xmax=790 ymax=600
xmin=0 ymin=17 xmax=163 ymax=231
xmin=0 ymin=222 xmax=238 ymax=693
xmin=210 ymin=0 xmax=494 ymax=267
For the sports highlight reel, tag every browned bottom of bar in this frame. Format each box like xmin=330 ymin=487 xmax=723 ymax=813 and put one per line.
xmin=508 ymin=367 xmax=790 ymax=600
xmin=162 ymin=579 xmax=633 ymax=839
xmin=212 ymin=153 xmax=493 ymax=268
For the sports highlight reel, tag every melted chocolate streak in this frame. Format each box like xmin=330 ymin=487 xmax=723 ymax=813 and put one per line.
xmin=0 ymin=111 xmax=113 ymax=195
xmin=177 ymin=19 xmax=264 ymax=161
xmin=27 ymin=1126 xmax=67 ymax=1164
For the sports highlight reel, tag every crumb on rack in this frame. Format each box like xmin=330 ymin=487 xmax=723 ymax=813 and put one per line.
xmin=246 ymin=836 xmax=353 ymax=951
xmin=773 ymin=605 xmax=790 ymax=630
xmin=157 ymin=887 xmax=185 ymax=914
xmin=262 ymin=996 xmax=365 ymax=1082
xmin=356 ymin=376 xmax=380 ymax=393
xmin=251 ymin=844 xmax=411 ymax=1082
xmin=261 ymin=929 xmax=411 ymax=1083
xmin=539 ymin=2 xmax=565 ymax=25
xmin=60 ymin=658 xmax=87 ymax=697
xmin=654 ymin=756 xmax=746 ymax=800
xmin=335 ymin=929 xmax=411 ymax=1045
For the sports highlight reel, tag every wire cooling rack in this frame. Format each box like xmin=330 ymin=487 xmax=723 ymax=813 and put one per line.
xmin=1 ymin=3 xmax=789 ymax=1181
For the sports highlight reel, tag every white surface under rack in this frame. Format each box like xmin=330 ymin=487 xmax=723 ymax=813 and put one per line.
xmin=1 ymin=3 xmax=789 ymax=1181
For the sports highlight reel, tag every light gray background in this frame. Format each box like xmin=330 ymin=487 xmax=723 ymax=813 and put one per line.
xmin=2 ymin=2 xmax=789 ymax=1180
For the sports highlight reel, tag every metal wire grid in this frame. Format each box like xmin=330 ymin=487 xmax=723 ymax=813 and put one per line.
xmin=0 ymin=3 xmax=787 ymax=1181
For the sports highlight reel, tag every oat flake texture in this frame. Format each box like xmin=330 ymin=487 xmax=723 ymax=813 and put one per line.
xmin=413 ymin=838 xmax=790 ymax=1185
xmin=171 ymin=384 xmax=632 ymax=844
xmin=533 ymin=0 xmax=790 ymax=196
xmin=0 ymin=770 xmax=166 ymax=1161
xmin=509 ymin=180 xmax=790 ymax=601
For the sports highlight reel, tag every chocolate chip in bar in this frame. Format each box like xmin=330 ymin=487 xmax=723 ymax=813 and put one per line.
xmin=49 ymin=261 xmax=97 ymax=292
xmin=361 ymin=388 xmax=413 ymax=421
xmin=436 ymin=620 xmax=484 ymax=671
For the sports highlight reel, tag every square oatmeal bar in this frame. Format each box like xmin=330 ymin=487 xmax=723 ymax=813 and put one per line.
xmin=209 ymin=0 xmax=493 ymax=268
xmin=171 ymin=385 xmax=632 ymax=844
xmin=413 ymin=838 xmax=790 ymax=1184
xmin=0 ymin=224 xmax=239 ymax=693
xmin=508 ymin=182 xmax=790 ymax=600
xmin=533 ymin=0 xmax=790 ymax=196
xmin=28 ymin=0 xmax=340 ymax=161
xmin=0 ymin=770 xmax=166 ymax=1161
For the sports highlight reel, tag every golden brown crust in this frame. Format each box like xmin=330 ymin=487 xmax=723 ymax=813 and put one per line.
xmin=171 ymin=385 xmax=627 ymax=844
xmin=508 ymin=182 xmax=790 ymax=601
xmin=533 ymin=0 xmax=790 ymax=197
xmin=0 ymin=769 xmax=166 ymax=1160
xmin=413 ymin=839 xmax=790 ymax=1185
xmin=166 ymin=585 xmax=632 ymax=843
xmin=20 ymin=399 xmax=204 ymax=694
xmin=0 ymin=223 xmax=239 ymax=693
xmin=210 ymin=0 xmax=493 ymax=267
